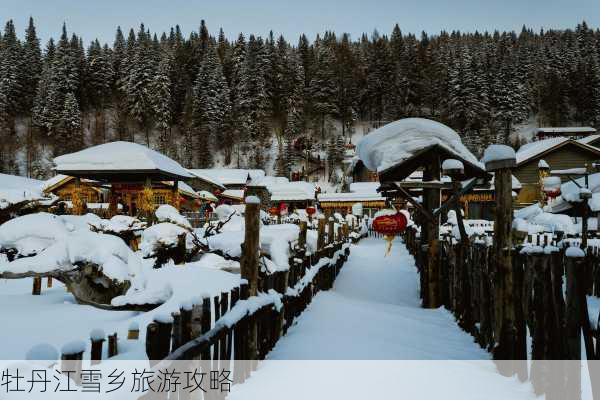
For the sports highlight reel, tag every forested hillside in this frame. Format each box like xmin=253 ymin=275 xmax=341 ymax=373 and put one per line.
xmin=0 ymin=18 xmax=599 ymax=179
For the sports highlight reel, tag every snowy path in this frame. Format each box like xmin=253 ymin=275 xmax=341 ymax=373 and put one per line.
xmin=229 ymin=237 xmax=537 ymax=399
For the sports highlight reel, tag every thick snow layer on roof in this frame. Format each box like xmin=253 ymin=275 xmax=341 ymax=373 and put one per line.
xmin=198 ymin=190 xmax=218 ymax=202
xmin=0 ymin=173 xmax=48 ymax=209
xmin=538 ymin=127 xmax=596 ymax=133
xmin=349 ymin=182 xmax=380 ymax=194
xmin=54 ymin=141 xmax=193 ymax=178
xmin=356 ymin=118 xmax=481 ymax=172
xmin=192 ymin=168 xmax=265 ymax=186
xmin=254 ymin=175 xmax=289 ymax=189
xmin=516 ymin=138 xmax=568 ymax=164
xmin=481 ymin=145 xmax=516 ymax=164
xmin=578 ymin=134 xmax=600 ymax=145
xmin=221 ymin=189 xmax=245 ymax=200
xmin=269 ymin=181 xmax=315 ymax=201
xmin=538 ymin=159 xmax=549 ymax=169
xmin=186 ymin=169 xmax=226 ymax=189
xmin=318 ymin=192 xmax=384 ymax=202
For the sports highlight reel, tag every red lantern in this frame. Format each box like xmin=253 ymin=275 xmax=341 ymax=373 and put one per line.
xmin=372 ymin=212 xmax=408 ymax=236
xmin=306 ymin=206 xmax=316 ymax=216
xmin=279 ymin=202 xmax=288 ymax=216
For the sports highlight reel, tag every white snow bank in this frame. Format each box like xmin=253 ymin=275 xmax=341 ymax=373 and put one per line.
xmin=357 ymin=118 xmax=481 ymax=172
xmin=0 ymin=173 xmax=49 ymax=210
xmin=566 ymin=246 xmax=585 ymax=258
xmin=54 ymin=141 xmax=193 ymax=178
xmin=89 ymin=214 xmax=145 ymax=233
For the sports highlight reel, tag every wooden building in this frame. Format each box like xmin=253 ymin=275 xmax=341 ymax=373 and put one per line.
xmin=186 ymin=169 xmax=226 ymax=193
xmin=535 ymin=127 xmax=596 ymax=141
xmin=190 ymin=168 xmax=265 ymax=190
xmin=53 ymin=141 xmax=195 ymax=218
xmin=513 ymin=138 xmax=600 ymax=205
xmin=318 ymin=192 xmax=386 ymax=217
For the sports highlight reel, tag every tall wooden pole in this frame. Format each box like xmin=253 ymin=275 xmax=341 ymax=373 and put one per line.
xmin=423 ymin=155 xmax=441 ymax=308
xmin=485 ymin=149 xmax=517 ymax=368
xmin=241 ymin=197 xmax=260 ymax=296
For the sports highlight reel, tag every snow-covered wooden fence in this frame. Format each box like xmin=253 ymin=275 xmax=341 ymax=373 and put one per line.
xmin=404 ymin=226 xmax=600 ymax=398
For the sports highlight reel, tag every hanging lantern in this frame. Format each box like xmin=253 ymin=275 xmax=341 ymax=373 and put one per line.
xmin=279 ymin=202 xmax=288 ymax=216
xmin=269 ymin=206 xmax=279 ymax=216
xmin=372 ymin=211 xmax=408 ymax=256
xmin=306 ymin=206 xmax=316 ymax=217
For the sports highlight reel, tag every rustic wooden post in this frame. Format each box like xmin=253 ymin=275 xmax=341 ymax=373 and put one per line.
xmin=47 ymin=276 xmax=53 ymax=288
xmin=171 ymin=180 xmax=180 ymax=210
xmin=422 ymin=154 xmax=441 ymax=308
xmin=61 ymin=341 xmax=85 ymax=385
xmin=108 ymin=332 xmax=119 ymax=358
xmin=127 ymin=321 xmax=140 ymax=340
xmin=484 ymin=145 xmax=517 ymax=367
xmin=328 ymin=216 xmax=335 ymax=245
xmin=171 ymin=311 xmax=182 ymax=352
xmin=565 ymin=250 xmax=583 ymax=400
xmin=90 ymin=329 xmax=105 ymax=365
xmin=153 ymin=315 xmax=173 ymax=360
xmin=299 ymin=220 xmax=307 ymax=249
xmin=317 ymin=215 xmax=326 ymax=250
xmin=241 ymin=196 xmax=260 ymax=296
xmin=179 ymin=304 xmax=193 ymax=345
xmin=32 ymin=276 xmax=42 ymax=295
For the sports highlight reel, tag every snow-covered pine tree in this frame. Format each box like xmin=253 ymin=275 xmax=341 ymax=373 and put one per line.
xmin=191 ymin=45 xmax=231 ymax=168
xmin=238 ymin=34 xmax=270 ymax=168
xmin=56 ymin=92 xmax=83 ymax=155
xmin=153 ymin=54 xmax=173 ymax=156
xmin=86 ymin=39 xmax=114 ymax=144
xmin=309 ymin=38 xmax=338 ymax=138
xmin=123 ymin=24 xmax=157 ymax=146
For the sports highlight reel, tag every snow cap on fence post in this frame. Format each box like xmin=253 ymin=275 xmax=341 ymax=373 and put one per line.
xmin=482 ymin=144 xmax=516 ymax=172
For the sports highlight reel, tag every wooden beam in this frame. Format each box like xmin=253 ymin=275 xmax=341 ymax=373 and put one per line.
xmin=432 ymin=178 xmax=480 ymax=218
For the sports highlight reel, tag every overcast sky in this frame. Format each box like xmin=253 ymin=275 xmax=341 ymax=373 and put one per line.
xmin=4 ymin=0 xmax=600 ymax=45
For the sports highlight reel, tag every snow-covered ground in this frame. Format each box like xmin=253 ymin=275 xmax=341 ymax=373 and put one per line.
xmin=229 ymin=237 xmax=537 ymax=400
xmin=0 ymin=261 xmax=240 ymax=360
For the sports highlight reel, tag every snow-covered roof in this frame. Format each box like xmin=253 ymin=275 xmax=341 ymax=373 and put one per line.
xmin=255 ymin=176 xmax=289 ymax=189
xmin=192 ymin=168 xmax=265 ymax=186
xmin=578 ymin=134 xmax=600 ymax=145
xmin=538 ymin=127 xmax=596 ymax=133
xmin=318 ymin=192 xmax=385 ymax=203
xmin=269 ymin=181 xmax=315 ymax=202
xmin=516 ymin=137 xmax=600 ymax=165
xmin=349 ymin=182 xmax=381 ymax=194
xmin=357 ymin=118 xmax=482 ymax=173
xmin=198 ymin=190 xmax=218 ymax=202
xmin=220 ymin=189 xmax=245 ymax=200
xmin=0 ymin=173 xmax=48 ymax=210
xmin=164 ymin=181 xmax=198 ymax=198
xmin=186 ymin=169 xmax=226 ymax=190
xmin=54 ymin=141 xmax=193 ymax=179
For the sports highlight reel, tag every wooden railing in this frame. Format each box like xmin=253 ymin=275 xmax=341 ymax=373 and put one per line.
xmin=404 ymin=226 xmax=600 ymax=397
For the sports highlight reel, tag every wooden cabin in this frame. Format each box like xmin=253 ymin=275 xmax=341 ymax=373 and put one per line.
xmin=53 ymin=141 xmax=195 ymax=218
xmin=191 ymin=169 xmax=265 ymax=190
xmin=536 ymin=127 xmax=596 ymax=141
xmin=513 ymin=138 xmax=600 ymax=205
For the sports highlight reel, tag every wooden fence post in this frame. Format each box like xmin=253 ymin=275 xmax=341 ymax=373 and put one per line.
xmin=565 ymin=252 xmax=582 ymax=400
xmin=317 ymin=215 xmax=326 ymax=250
xmin=61 ymin=341 xmax=85 ymax=385
xmin=108 ymin=332 xmax=119 ymax=358
xmin=299 ymin=220 xmax=307 ymax=249
xmin=484 ymin=146 xmax=517 ymax=367
xmin=422 ymin=154 xmax=441 ymax=308
xmin=241 ymin=197 xmax=260 ymax=297
xmin=90 ymin=329 xmax=105 ymax=365
xmin=127 ymin=321 xmax=140 ymax=340
xmin=32 ymin=276 xmax=41 ymax=295
xmin=328 ymin=217 xmax=335 ymax=245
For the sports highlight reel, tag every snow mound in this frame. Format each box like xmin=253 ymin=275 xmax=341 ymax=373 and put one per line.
xmin=155 ymin=204 xmax=191 ymax=229
xmin=90 ymin=214 xmax=146 ymax=233
xmin=0 ymin=173 xmax=49 ymax=210
xmin=566 ymin=246 xmax=585 ymax=258
xmin=0 ymin=213 xmax=69 ymax=256
xmin=90 ymin=328 xmax=106 ymax=341
xmin=140 ymin=223 xmax=188 ymax=258
xmin=26 ymin=343 xmax=59 ymax=361
xmin=61 ymin=340 xmax=86 ymax=355
xmin=357 ymin=118 xmax=480 ymax=172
